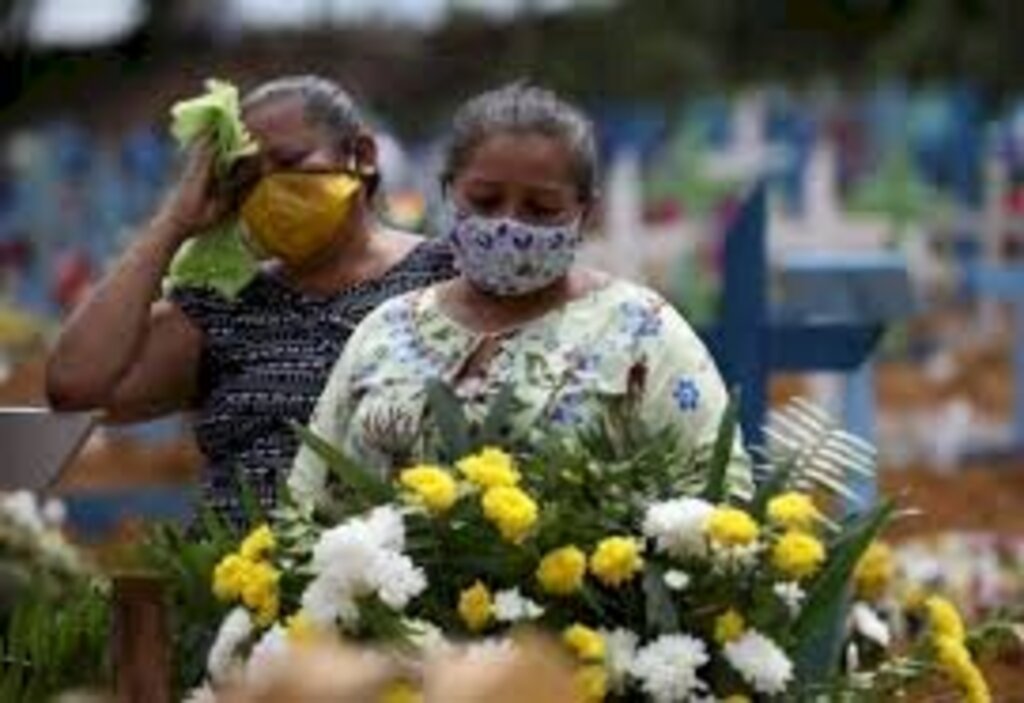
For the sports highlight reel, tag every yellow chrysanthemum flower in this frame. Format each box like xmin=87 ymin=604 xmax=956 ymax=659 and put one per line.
xmin=926 ymin=595 xmax=966 ymax=642
xmin=285 ymin=611 xmax=316 ymax=644
xmin=714 ymin=609 xmax=746 ymax=644
xmin=481 ymin=486 xmax=538 ymax=543
xmin=854 ymin=541 xmax=894 ymax=601
xmin=771 ymin=531 xmax=826 ymax=580
xmin=240 ymin=561 xmax=281 ymax=625
xmin=934 ymin=635 xmax=991 ymax=703
xmin=766 ymin=492 xmax=822 ymax=532
xmin=399 ymin=465 xmax=459 ymax=513
xmin=575 ymin=665 xmax=608 ymax=703
xmin=212 ymin=553 xmax=249 ymax=601
xmin=239 ymin=524 xmax=276 ymax=561
xmin=563 ymin=624 xmax=606 ymax=662
xmin=458 ymin=581 xmax=493 ymax=632
xmin=589 ymin=537 xmax=643 ymax=587
xmin=902 ymin=585 xmax=927 ymax=611
xmin=254 ymin=593 xmax=280 ymax=628
xmin=706 ymin=507 xmax=759 ymax=547
xmin=721 ymin=697 xmax=751 ymax=703
xmin=536 ymin=545 xmax=587 ymax=596
xmin=457 ymin=447 xmax=520 ymax=489
xmin=380 ymin=680 xmax=423 ymax=703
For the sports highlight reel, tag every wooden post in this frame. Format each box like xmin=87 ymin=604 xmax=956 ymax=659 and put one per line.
xmin=112 ymin=575 xmax=170 ymax=703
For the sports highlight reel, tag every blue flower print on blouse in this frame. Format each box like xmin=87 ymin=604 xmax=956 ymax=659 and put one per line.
xmin=550 ymin=390 xmax=587 ymax=426
xmin=673 ymin=376 xmax=701 ymax=412
xmin=566 ymin=349 xmax=601 ymax=379
xmin=379 ymin=299 xmax=444 ymax=375
xmin=619 ymin=300 xmax=663 ymax=340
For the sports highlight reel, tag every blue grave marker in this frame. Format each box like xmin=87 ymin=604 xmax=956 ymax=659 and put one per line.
xmin=699 ymin=182 xmax=912 ymax=495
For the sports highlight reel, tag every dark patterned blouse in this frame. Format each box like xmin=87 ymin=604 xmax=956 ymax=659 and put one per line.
xmin=169 ymin=238 xmax=454 ymax=521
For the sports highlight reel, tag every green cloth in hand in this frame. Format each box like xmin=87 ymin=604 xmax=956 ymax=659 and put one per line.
xmin=164 ymin=79 xmax=259 ymax=299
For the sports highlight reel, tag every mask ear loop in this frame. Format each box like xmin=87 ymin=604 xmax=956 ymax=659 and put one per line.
xmin=343 ymin=140 xmax=381 ymax=199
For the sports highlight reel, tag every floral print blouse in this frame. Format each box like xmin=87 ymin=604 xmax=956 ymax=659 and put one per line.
xmin=288 ymin=278 xmax=752 ymax=507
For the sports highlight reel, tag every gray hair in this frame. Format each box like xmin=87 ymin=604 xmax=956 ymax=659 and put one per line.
xmin=442 ymin=83 xmax=598 ymax=203
xmin=242 ymin=74 xmax=365 ymax=148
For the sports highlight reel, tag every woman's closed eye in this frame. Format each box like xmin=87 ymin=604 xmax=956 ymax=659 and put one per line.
xmin=523 ymin=201 xmax=568 ymax=223
xmin=266 ymin=147 xmax=313 ymax=170
xmin=460 ymin=191 xmax=500 ymax=214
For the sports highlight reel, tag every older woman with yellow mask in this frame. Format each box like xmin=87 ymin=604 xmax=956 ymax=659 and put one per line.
xmin=46 ymin=75 xmax=455 ymax=521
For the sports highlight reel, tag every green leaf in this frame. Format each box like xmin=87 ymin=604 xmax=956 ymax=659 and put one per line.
xmin=749 ymin=455 xmax=795 ymax=520
xmin=291 ymin=421 xmax=395 ymax=506
xmin=234 ymin=467 xmax=266 ymax=528
xmin=425 ymin=379 xmax=472 ymax=460
xmin=198 ymin=503 xmax=231 ymax=545
xmin=0 ymin=583 xmax=111 ymax=699
xmin=642 ymin=565 xmax=680 ymax=635
xmin=479 ymin=382 xmax=516 ymax=445
xmin=792 ymin=500 xmax=896 ymax=682
xmin=701 ymin=389 xmax=740 ymax=503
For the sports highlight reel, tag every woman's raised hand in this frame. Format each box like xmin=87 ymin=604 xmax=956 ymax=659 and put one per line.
xmin=154 ymin=139 xmax=232 ymax=242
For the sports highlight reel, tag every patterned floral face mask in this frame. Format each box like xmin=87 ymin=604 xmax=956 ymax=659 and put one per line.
xmin=445 ymin=204 xmax=582 ymax=297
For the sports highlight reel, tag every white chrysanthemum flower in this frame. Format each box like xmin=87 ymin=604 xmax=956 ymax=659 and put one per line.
xmin=663 ymin=569 xmax=691 ymax=591
xmin=642 ymin=497 xmax=714 ymax=559
xmin=207 ymin=607 xmax=253 ymax=685
xmin=493 ymin=588 xmax=544 ymax=623
xmin=629 ymin=633 xmax=709 ymax=702
xmin=245 ymin=624 xmax=290 ymax=691
xmin=182 ymin=683 xmax=218 ymax=703
xmin=849 ymin=602 xmax=891 ymax=648
xmin=846 ymin=642 xmax=861 ymax=672
xmin=364 ymin=505 xmax=407 ymax=552
xmin=599 ymin=628 xmax=639 ymax=692
xmin=311 ymin=506 xmax=407 ymax=572
xmin=711 ymin=543 xmax=760 ymax=572
xmin=723 ymin=629 xmax=793 ymax=695
xmin=41 ymin=498 xmax=66 ymax=527
xmin=407 ymin=619 xmax=448 ymax=655
xmin=312 ymin=523 xmax=381 ymax=578
xmin=375 ymin=550 xmax=427 ymax=610
xmin=300 ymin=574 xmax=359 ymax=628
xmin=773 ymin=581 xmax=806 ymax=616
xmin=301 ymin=507 xmax=424 ymax=630
xmin=2 ymin=491 xmax=46 ymax=534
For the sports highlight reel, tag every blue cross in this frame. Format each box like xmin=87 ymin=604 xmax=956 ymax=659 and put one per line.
xmin=698 ymin=182 xmax=886 ymax=450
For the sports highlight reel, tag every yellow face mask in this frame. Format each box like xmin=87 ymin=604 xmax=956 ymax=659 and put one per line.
xmin=240 ymin=172 xmax=362 ymax=267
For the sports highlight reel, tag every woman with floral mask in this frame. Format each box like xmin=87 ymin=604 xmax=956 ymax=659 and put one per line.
xmin=289 ymin=83 xmax=750 ymax=508
xmin=46 ymin=75 xmax=455 ymax=520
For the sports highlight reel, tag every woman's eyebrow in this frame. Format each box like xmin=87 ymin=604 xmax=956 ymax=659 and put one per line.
xmin=461 ymin=176 xmax=571 ymax=197
xmin=265 ymin=144 xmax=311 ymax=161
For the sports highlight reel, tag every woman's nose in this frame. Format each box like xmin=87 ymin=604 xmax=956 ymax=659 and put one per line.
xmin=301 ymin=150 xmax=337 ymax=171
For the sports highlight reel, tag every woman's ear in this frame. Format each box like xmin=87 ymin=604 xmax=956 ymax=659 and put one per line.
xmin=350 ymin=133 xmax=379 ymax=178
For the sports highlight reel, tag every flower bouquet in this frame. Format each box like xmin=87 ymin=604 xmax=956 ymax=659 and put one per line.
xmin=0 ymin=491 xmax=110 ymax=700
xmin=193 ymin=393 xmax=1010 ymax=702
xmin=0 ymin=490 xmax=85 ymax=601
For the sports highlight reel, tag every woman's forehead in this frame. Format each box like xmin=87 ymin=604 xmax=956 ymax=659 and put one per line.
xmin=243 ymin=96 xmax=319 ymax=147
xmin=457 ymin=132 xmax=577 ymax=191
